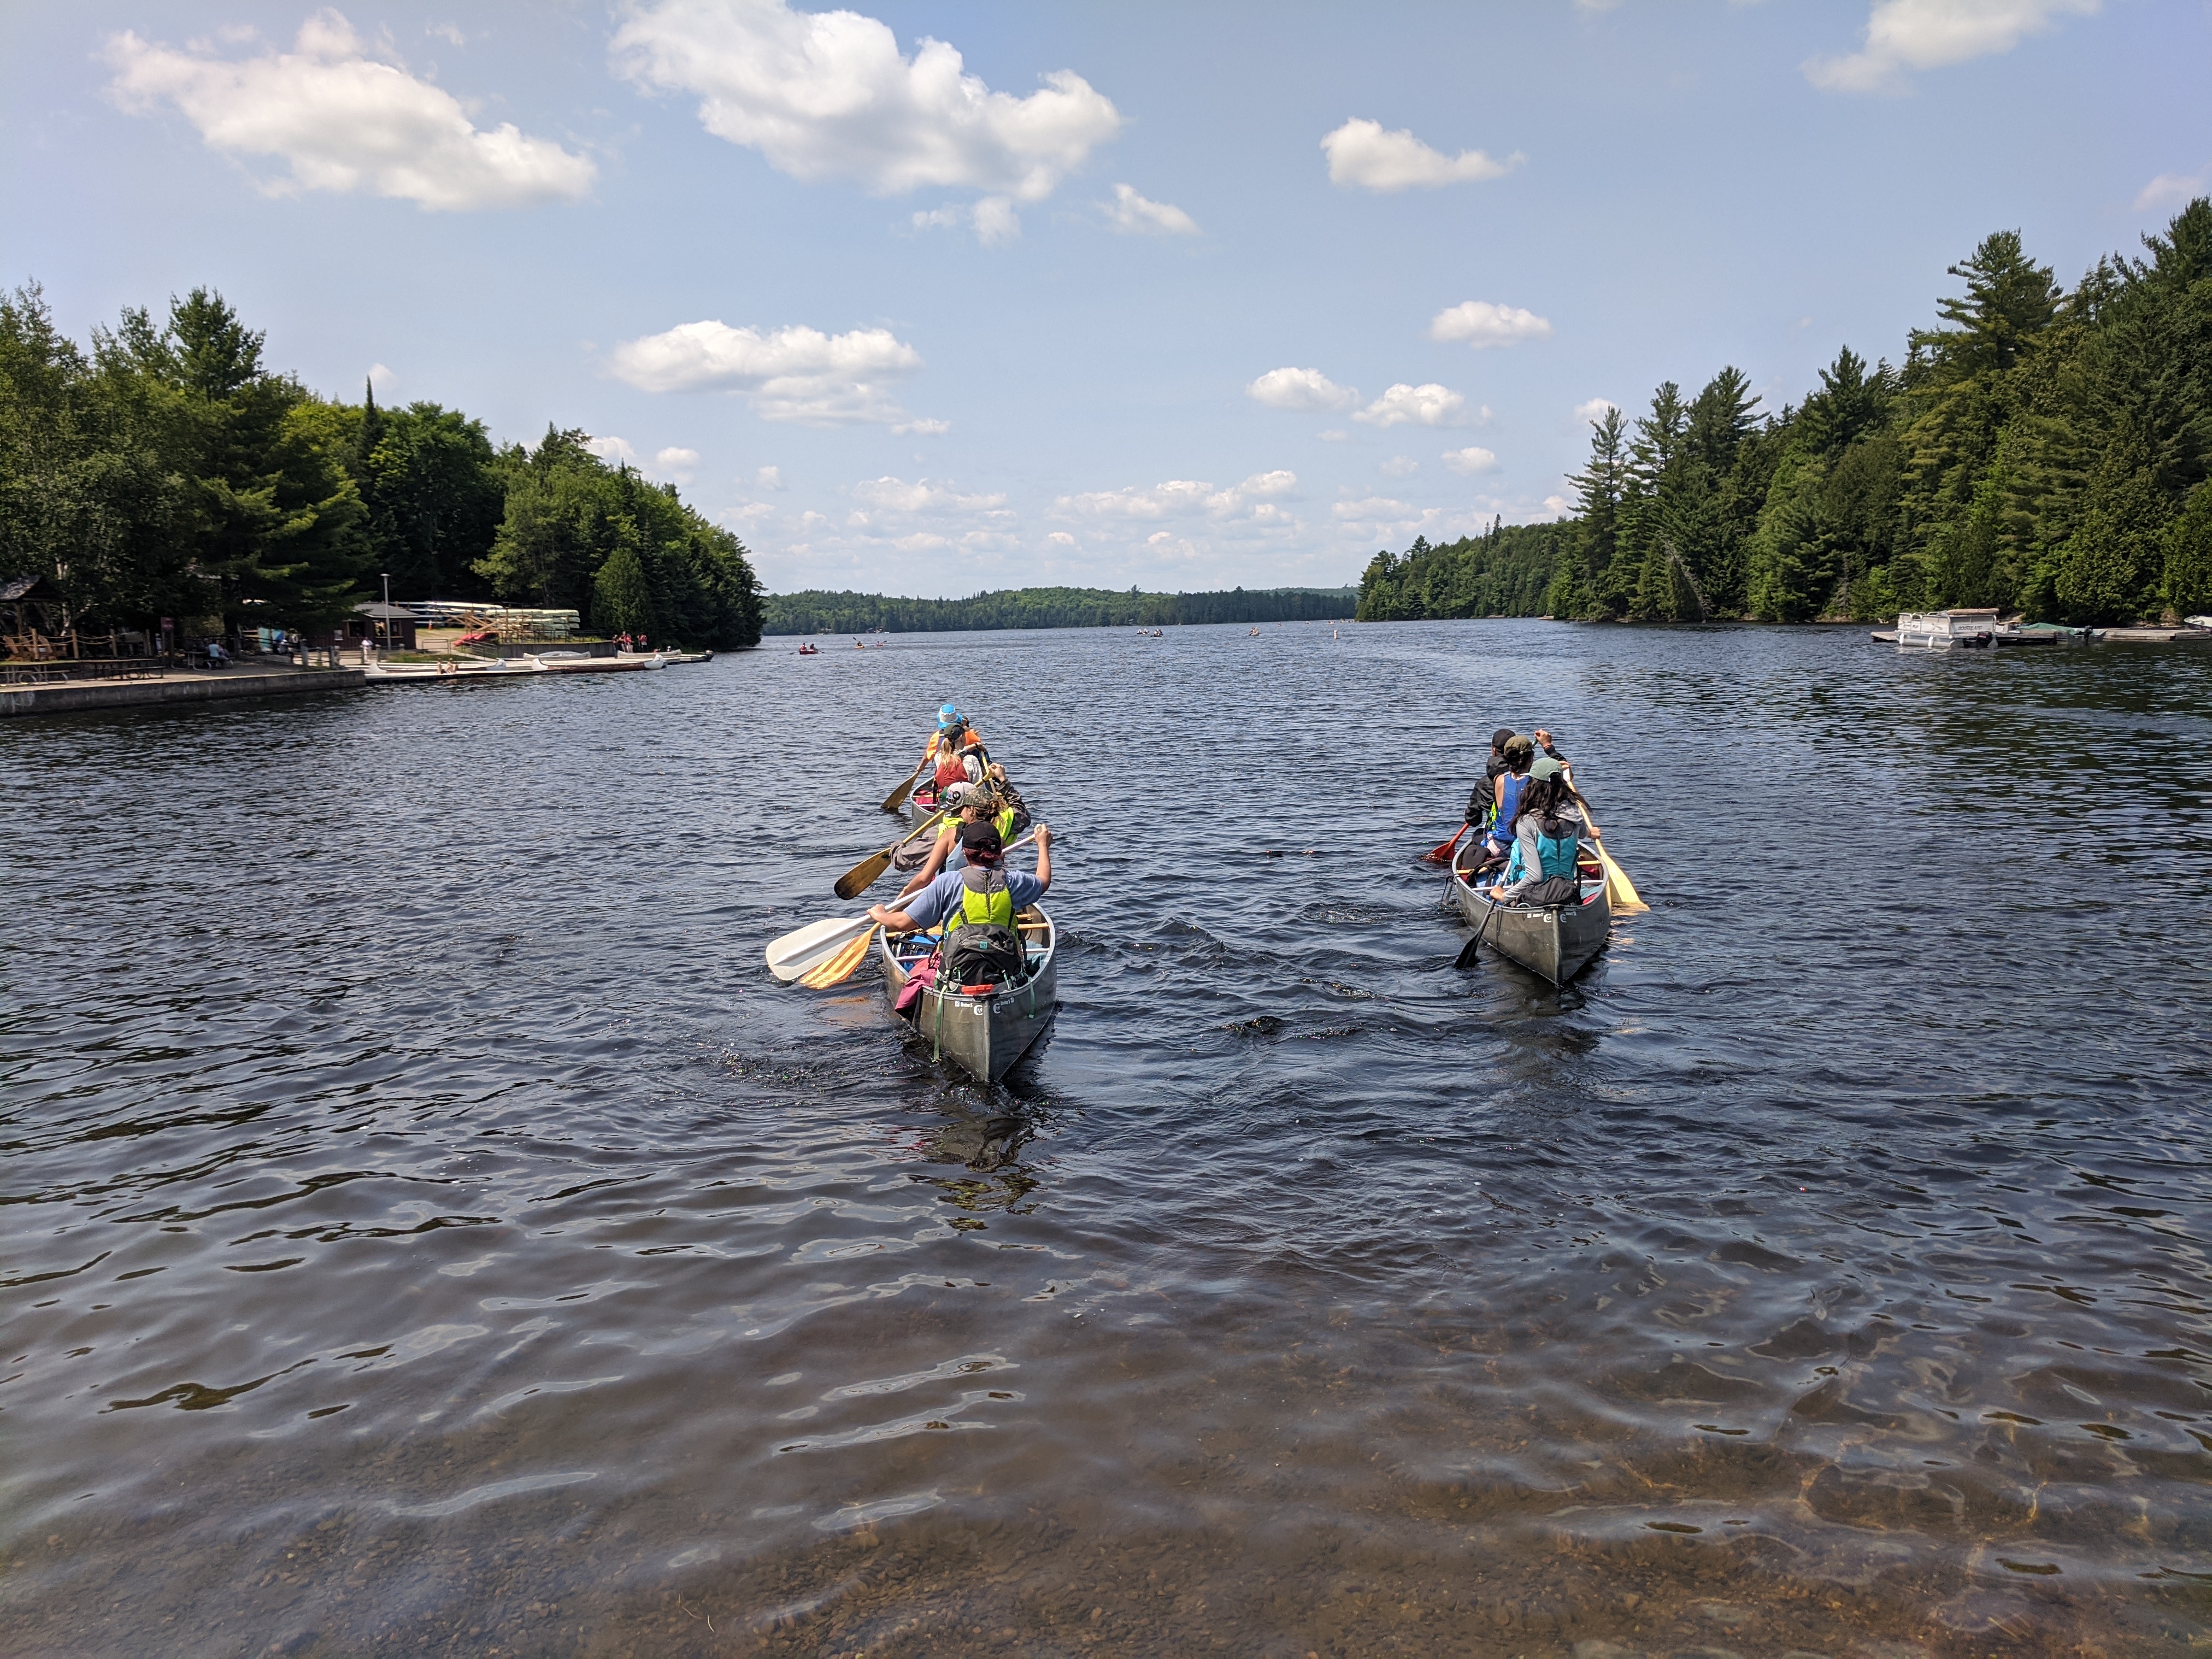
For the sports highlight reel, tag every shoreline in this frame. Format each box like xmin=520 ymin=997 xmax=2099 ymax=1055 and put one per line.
xmin=0 ymin=664 xmax=367 ymax=719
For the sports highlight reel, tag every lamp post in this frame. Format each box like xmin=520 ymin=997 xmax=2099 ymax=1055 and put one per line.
xmin=380 ymin=572 xmax=391 ymax=657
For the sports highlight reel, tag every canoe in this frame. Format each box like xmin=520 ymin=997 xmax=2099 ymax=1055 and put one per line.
xmin=879 ymin=906 xmax=1058 ymax=1084
xmin=362 ymin=657 xmax=542 ymax=683
xmin=1449 ymin=839 xmax=1613 ymax=985
xmin=906 ymin=787 xmax=944 ymax=828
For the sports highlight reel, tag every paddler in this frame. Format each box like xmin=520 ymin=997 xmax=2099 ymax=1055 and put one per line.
xmin=868 ymin=819 xmax=1052 ymax=939
xmin=892 ymin=776 xmax=1027 ymax=896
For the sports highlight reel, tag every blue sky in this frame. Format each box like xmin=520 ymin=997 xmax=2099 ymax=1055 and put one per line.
xmin=4 ymin=1 xmax=2205 ymax=597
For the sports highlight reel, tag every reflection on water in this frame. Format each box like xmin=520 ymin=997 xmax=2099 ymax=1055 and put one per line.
xmin=4 ymin=622 xmax=2209 ymax=1657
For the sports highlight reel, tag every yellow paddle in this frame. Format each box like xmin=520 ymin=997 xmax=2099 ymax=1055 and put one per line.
xmin=1572 ymin=794 xmax=1648 ymax=914
xmin=881 ymin=759 xmax=925 ymax=814
xmin=833 ymin=811 xmax=945 ymax=901
xmin=798 ymin=925 xmax=880 ymax=988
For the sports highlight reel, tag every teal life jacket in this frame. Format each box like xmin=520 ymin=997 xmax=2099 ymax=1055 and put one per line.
xmin=1504 ymin=816 xmax=1579 ymax=883
xmin=954 ymin=865 xmax=1014 ymax=931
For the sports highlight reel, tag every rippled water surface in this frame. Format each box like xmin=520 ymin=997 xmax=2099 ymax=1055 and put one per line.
xmin=6 ymin=621 xmax=2210 ymax=1658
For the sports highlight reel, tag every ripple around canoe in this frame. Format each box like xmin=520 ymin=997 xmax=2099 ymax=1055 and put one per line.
xmin=2 ymin=621 xmax=2209 ymax=1657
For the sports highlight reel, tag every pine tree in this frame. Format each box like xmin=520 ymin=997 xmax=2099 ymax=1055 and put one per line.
xmin=1550 ymin=405 xmax=1626 ymax=617
xmin=2167 ymin=478 xmax=2212 ymax=616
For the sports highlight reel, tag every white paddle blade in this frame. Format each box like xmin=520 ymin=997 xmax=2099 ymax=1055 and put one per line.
xmin=764 ymin=915 xmax=872 ymax=981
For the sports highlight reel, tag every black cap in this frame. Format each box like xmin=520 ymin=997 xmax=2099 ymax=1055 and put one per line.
xmin=1490 ymin=727 xmax=1516 ymax=751
xmin=958 ymin=819 xmax=1003 ymax=854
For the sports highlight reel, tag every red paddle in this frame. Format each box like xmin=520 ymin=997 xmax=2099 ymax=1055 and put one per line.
xmin=1421 ymin=825 xmax=1470 ymax=864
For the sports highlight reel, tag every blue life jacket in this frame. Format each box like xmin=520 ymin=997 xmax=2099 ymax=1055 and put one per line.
xmin=1491 ymin=773 xmax=1526 ymax=842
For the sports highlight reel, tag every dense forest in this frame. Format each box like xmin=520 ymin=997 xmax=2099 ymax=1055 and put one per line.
xmin=766 ymin=585 xmax=1358 ymax=634
xmin=0 ymin=285 xmax=763 ymax=650
xmin=1360 ymin=201 xmax=2212 ymax=626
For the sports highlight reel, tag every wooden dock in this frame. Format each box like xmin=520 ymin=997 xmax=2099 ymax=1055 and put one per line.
xmin=0 ymin=664 xmax=367 ymax=718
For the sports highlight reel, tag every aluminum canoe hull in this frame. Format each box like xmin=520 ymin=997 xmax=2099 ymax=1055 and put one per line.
xmin=879 ymin=909 xmax=1058 ymax=1085
xmin=1450 ymin=863 xmax=1613 ymax=985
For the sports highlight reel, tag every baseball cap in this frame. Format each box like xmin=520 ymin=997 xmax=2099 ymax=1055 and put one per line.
xmin=1529 ymin=755 xmax=1563 ymax=781
xmin=958 ymin=820 xmax=1003 ymax=854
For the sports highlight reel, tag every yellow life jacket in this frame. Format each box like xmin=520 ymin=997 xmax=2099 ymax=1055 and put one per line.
xmin=955 ymin=866 xmax=1014 ymax=930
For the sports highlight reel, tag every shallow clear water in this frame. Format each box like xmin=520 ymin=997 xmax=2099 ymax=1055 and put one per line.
xmin=4 ymin=621 xmax=2209 ymax=1658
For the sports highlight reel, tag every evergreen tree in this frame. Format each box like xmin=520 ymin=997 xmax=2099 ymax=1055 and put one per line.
xmin=591 ymin=533 xmax=655 ymax=634
xmin=2167 ymin=478 xmax=2212 ymax=616
xmin=1548 ymin=405 xmax=1625 ymax=618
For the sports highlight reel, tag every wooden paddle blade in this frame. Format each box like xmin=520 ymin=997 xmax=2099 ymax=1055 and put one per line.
xmin=1420 ymin=826 xmax=1467 ymax=864
xmin=833 ymin=846 xmax=895 ymax=901
xmin=1599 ymin=847 xmax=1649 ymax=914
xmin=880 ymin=769 xmax=919 ymax=814
xmin=765 ymin=915 xmax=870 ymax=981
xmin=799 ymin=926 xmax=878 ymax=988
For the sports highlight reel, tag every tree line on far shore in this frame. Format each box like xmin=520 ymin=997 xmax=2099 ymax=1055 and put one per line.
xmin=0 ymin=285 xmax=763 ymax=650
xmin=1360 ymin=200 xmax=2212 ymax=626
xmin=766 ymin=585 xmax=1358 ymax=634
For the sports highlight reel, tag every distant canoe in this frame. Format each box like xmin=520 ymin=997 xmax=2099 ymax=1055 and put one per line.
xmin=1450 ymin=842 xmax=1612 ymax=985
xmin=880 ymin=907 xmax=1058 ymax=1084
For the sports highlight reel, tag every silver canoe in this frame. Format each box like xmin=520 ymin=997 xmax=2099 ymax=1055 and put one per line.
xmin=879 ymin=905 xmax=1058 ymax=1084
xmin=1450 ymin=842 xmax=1612 ymax=985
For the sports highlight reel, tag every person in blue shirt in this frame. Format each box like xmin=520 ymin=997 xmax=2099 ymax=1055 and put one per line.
xmin=868 ymin=819 xmax=1052 ymax=936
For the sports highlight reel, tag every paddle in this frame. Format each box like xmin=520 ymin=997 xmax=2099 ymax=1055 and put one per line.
xmin=881 ymin=758 xmax=925 ymax=815
xmin=764 ymin=914 xmax=875 ymax=982
xmin=1570 ymin=793 xmax=1649 ymax=915
xmin=798 ymin=925 xmax=881 ymax=989
xmin=1421 ymin=824 xmax=1470 ymax=865
xmin=833 ymin=811 xmax=945 ymax=902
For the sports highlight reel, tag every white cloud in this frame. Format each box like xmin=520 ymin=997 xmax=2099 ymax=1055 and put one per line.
xmin=1805 ymin=0 xmax=2099 ymax=94
xmin=1318 ymin=428 xmax=1352 ymax=443
xmin=1332 ymin=494 xmax=1420 ymax=523
xmin=104 ymin=10 xmax=595 ymax=210
xmin=1246 ymin=366 xmax=1357 ymax=411
xmin=1047 ymin=531 xmax=1076 ymax=546
xmin=1379 ymin=455 xmax=1418 ymax=478
xmin=367 ymin=361 xmax=395 ymax=392
xmin=1573 ymin=397 xmax=1619 ymax=427
xmin=970 ymin=195 xmax=1020 ymax=244
xmin=1540 ymin=493 xmax=1574 ymax=519
xmin=1429 ymin=300 xmax=1552 ymax=349
xmin=1354 ymin=383 xmax=1472 ymax=428
xmin=612 ymin=0 xmax=1120 ymax=204
xmin=654 ymin=445 xmax=700 ymax=480
xmin=1103 ymin=182 xmax=1198 ymax=236
xmin=1442 ymin=446 xmax=1498 ymax=475
xmin=911 ymin=194 xmax=1021 ymax=244
xmin=1320 ymin=117 xmax=1522 ymax=192
xmin=850 ymin=476 xmax=1009 ymax=516
xmin=893 ymin=417 xmax=951 ymax=436
xmin=2137 ymin=165 xmax=2210 ymax=211
xmin=1052 ymin=470 xmax=1299 ymax=523
xmin=756 ymin=464 xmax=786 ymax=491
xmin=427 ymin=23 xmax=467 ymax=48
xmin=586 ymin=434 xmax=639 ymax=464
xmin=607 ymin=320 xmax=932 ymax=426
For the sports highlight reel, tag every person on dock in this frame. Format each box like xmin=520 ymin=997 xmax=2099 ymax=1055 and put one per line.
xmin=869 ymin=820 xmax=1052 ymax=939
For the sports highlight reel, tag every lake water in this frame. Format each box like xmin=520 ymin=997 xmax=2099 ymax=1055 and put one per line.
xmin=5 ymin=621 xmax=2209 ymax=1658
